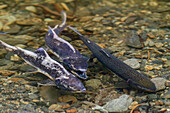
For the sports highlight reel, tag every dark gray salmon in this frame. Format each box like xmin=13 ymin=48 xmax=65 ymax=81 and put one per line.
xmin=68 ymin=26 xmax=156 ymax=92
xmin=0 ymin=40 xmax=86 ymax=92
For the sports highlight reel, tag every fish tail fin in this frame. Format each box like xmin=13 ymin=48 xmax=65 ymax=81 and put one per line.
xmin=0 ymin=40 xmax=17 ymax=52
xmin=60 ymin=11 xmax=67 ymax=28
xmin=68 ymin=26 xmax=83 ymax=37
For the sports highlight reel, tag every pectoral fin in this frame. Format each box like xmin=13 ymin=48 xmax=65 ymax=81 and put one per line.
xmin=38 ymin=79 xmax=56 ymax=87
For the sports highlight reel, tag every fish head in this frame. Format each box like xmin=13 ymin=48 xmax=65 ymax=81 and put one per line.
xmin=55 ymin=74 xmax=86 ymax=92
xmin=45 ymin=27 xmax=54 ymax=40
xmin=35 ymin=48 xmax=47 ymax=57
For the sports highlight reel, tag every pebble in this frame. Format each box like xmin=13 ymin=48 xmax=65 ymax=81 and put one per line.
xmin=29 ymin=93 xmax=39 ymax=99
xmin=16 ymin=17 xmax=42 ymax=25
xmin=155 ymin=42 xmax=163 ymax=48
xmin=0 ymin=69 xmax=16 ymax=76
xmin=151 ymin=77 xmax=167 ymax=91
xmin=148 ymin=94 xmax=158 ymax=99
xmin=3 ymin=24 xmax=21 ymax=33
xmin=103 ymin=95 xmax=133 ymax=112
xmin=15 ymin=44 xmax=27 ymax=48
xmin=79 ymin=16 xmax=94 ymax=22
xmin=59 ymin=95 xmax=77 ymax=104
xmin=66 ymin=108 xmax=77 ymax=113
xmin=128 ymin=101 xmax=138 ymax=109
xmin=92 ymin=17 xmax=104 ymax=22
xmin=10 ymin=54 xmax=20 ymax=61
xmin=126 ymin=31 xmax=143 ymax=48
xmin=48 ymin=104 xmax=64 ymax=111
xmin=124 ymin=58 xmax=140 ymax=69
xmin=144 ymin=39 xmax=155 ymax=47
xmin=25 ymin=6 xmax=37 ymax=13
xmin=165 ymin=81 xmax=170 ymax=87
xmin=0 ymin=15 xmax=16 ymax=26
xmin=0 ymin=4 xmax=8 ymax=9
xmin=163 ymin=90 xmax=170 ymax=99
xmin=92 ymin=105 xmax=108 ymax=113
xmin=144 ymin=65 xmax=154 ymax=71
xmin=85 ymin=79 xmax=102 ymax=89
xmin=164 ymin=100 xmax=170 ymax=106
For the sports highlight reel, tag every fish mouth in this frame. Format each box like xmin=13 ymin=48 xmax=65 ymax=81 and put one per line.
xmin=73 ymin=87 xmax=86 ymax=93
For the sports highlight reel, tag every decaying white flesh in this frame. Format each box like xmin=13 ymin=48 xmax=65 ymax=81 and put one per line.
xmin=48 ymin=26 xmax=76 ymax=53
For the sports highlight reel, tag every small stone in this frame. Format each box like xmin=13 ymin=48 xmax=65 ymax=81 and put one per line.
xmin=148 ymin=94 xmax=158 ymax=99
xmin=114 ymin=21 xmax=121 ymax=25
xmin=10 ymin=54 xmax=21 ymax=61
xmin=155 ymin=43 xmax=163 ymax=48
xmin=3 ymin=24 xmax=21 ymax=33
xmin=106 ymin=27 xmax=112 ymax=30
xmin=0 ymin=15 xmax=16 ymax=26
xmin=124 ymin=58 xmax=140 ymax=69
xmin=126 ymin=31 xmax=143 ymax=48
xmin=144 ymin=65 xmax=154 ymax=71
xmin=8 ymin=78 xmax=26 ymax=82
xmin=151 ymin=77 xmax=167 ymax=91
xmin=32 ymin=99 xmax=40 ymax=102
xmin=164 ymin=100 xmax=170 ymax=106
xmin=66 ymin=108 xmax=77 ymax=113
xmin=0 ymin=4 xmax=8 ymax=9
xmin=15 ymin=44 xmax=27 ymax=48
xmin=25 ymin=6 xmax=37 ymax=13
xmin=85 ymin=79 xmax=102 ymax=89
xmin=58 ymin=95 xmax=77 ymax=104
xmin=48 ymin=104 xmax=63 ymax=111
xmin=21 ymin=101 xmax=29 ymax=104
xmin=29 ymin=93 xmax=39 ymax=99
xmin=79 ymin=16 xmax=94 ymax=22
xmin=92 ymin=105 xmax=108 ymax=113
xmin=165 ymin=81 xmax=170 ymax=87
xmin=125 ymin=15 xmax=139 ymax=24
xmin=0 ymin=69 xmax=16 ymax=76
xmin=144 ymin=39 xmax=155 ymax=47
xmin=16 ymin=18 xmax=42 ymax=25
xmin=163 ymin=90 xmax=170 ymax=99
xmin=149 ymin=1 xmax=158 ymax=7
xmin=129 ymin=101 xmax=138 ymax=109
xmin=147 ymin=33 xmax=156 ymax=39
xmin=92 ymin=17 xmax=103 ymax=22
xmin=103 ymin=95 xmax=133 ymax=112
xmin=11 ymin=101 xmax=20 ymax=105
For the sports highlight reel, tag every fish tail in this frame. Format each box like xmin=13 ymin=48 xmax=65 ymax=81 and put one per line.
xmin=68 ymin=26 xmax=83 ymax=36
xmin=0 ymin=40 xmax=17 ymax=52
xmin=53 ymin=11 xmax=67 ymax=35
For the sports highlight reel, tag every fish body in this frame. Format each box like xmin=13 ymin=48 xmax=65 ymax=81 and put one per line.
xmin=69 ymin=26 xmax=156 ymax=92
xmin=0 ymin=40 xmax=86 ymax=92
xmin=45 ymin=12 xmax=88 ymax=79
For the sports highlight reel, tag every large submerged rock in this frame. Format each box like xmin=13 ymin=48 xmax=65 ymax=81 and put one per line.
xmin=103 ymin=94 xmax=133 ymax=112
